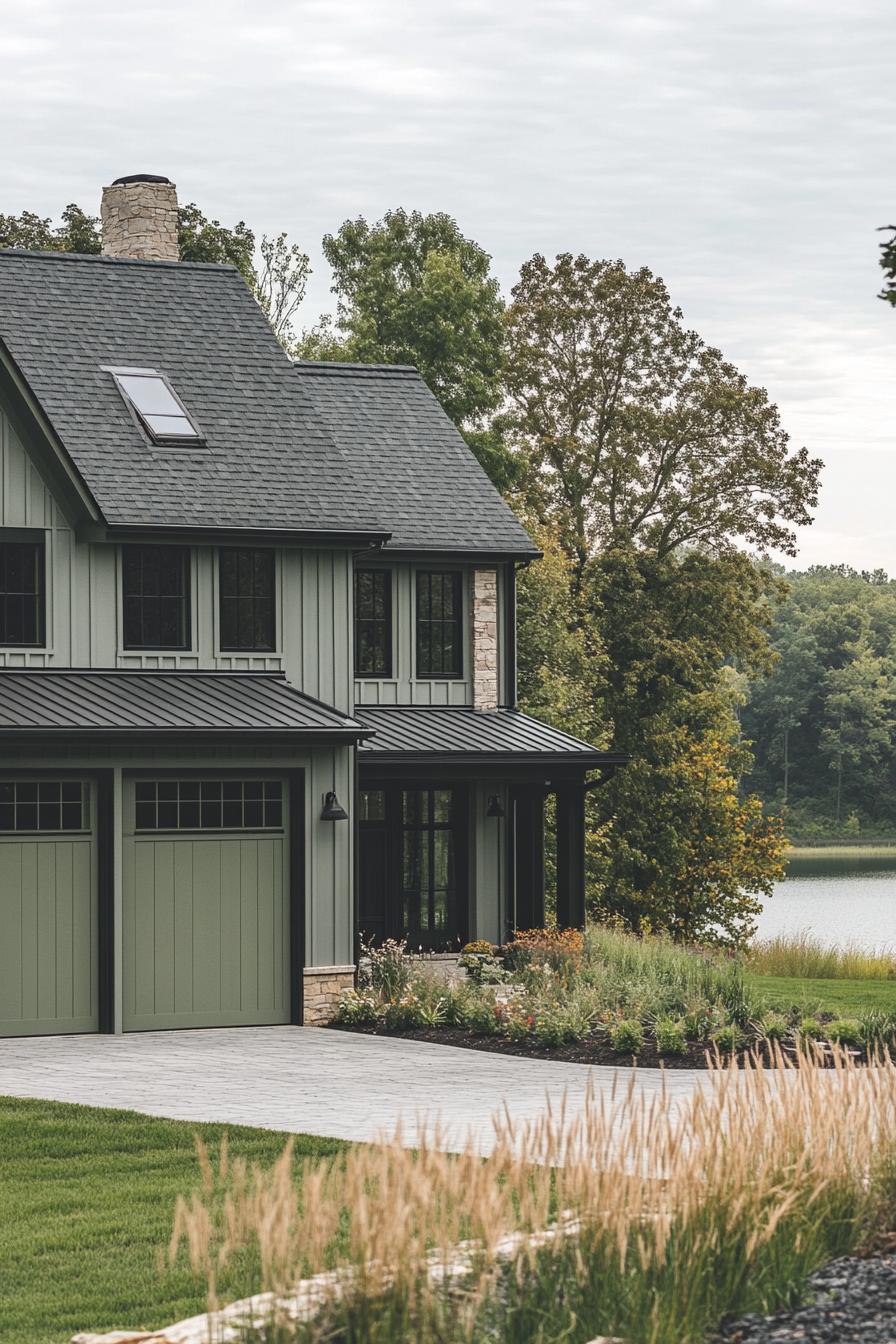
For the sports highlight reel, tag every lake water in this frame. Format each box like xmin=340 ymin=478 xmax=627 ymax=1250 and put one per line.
xmin=756 ymin=852 xmax=896 ymax=950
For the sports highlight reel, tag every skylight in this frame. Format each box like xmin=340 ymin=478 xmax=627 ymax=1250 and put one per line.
xmin=109 ymin=368 xmax=201 ymax=442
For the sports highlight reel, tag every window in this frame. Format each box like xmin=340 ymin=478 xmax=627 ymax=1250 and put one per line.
xmin=122 ymin=545 xmax=191 ymax=650
xmin=109 ymin=368 xmax=200 ymax=442
xmin=219 ymin=548 xmax=276 ymax=651
xmin=134 ymin=779 xmax=282 ymax=831
xmin=401 ymin=788 xmax=458 ymax=943
xmin=0 ymin=540 xmax=45 ymax=647
xmin=416 ymin=571 xmax=463 ymax=678
xmin=354 ymin=569 xmax=392 ymax=677
xmin=0 ymin=781 xmax=86 ymax=833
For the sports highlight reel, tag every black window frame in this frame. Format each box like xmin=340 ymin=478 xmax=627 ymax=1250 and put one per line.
xmin=0 ymin=537 xmax=46 ymax=648
xmin=0 ymin=780 xmax=87 ymax=833
xmin=134 ymin=779 xmax=283 ymax=832
xmin=415 ymin=570 xmax=463 ymax=679
xmin=354 ymin=568 xmax=393 ymax=678
xmin=122 ymin=544 xmax=192 ymax=651
xmin=218 ymin=547 xmax=277 ymax=653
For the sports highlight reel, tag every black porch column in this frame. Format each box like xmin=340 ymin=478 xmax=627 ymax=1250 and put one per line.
xmin=555 ymin=783 xmax=586 ymax=930
xmin=512 ymin=786 xmax=545 ymax=931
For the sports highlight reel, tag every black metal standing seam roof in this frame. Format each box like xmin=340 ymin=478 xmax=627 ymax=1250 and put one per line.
xmin=0 ymin=671 xmax=368 ymax=738
xmin=294 ymin=361 xmax=539 ymax=556
xmin=0 ymin=250 xmax=387 ymax=536
xmin=355 ymin=706 xmax=619 ymax=763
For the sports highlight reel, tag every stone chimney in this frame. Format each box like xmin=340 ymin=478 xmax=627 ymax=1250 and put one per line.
xmin=100 ymin=173 xmax=179 ymax=262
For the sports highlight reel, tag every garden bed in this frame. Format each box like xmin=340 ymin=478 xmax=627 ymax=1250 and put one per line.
xmin=336 ymin=928 xmax=896 ymax=1070
xmin=331 ymin=1020 xmax=724 ymax=1068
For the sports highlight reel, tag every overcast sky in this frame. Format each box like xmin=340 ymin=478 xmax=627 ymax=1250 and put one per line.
xmin=2 ymin=0 xmax=893 ymax=571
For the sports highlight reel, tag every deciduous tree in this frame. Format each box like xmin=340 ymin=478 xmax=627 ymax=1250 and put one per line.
xmin=300 ymin=209 xmax=516 ymax=487
xmin=505 ymin=253 xmax=821 ymax=582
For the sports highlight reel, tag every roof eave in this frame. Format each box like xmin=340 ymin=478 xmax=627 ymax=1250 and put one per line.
xmin=80 ymin=523 xmax=393 ymax=549
xmin=0 ymin=341 xmax=103 ymax=528
xmin=0 ymin=727 xmax=373 ymax=743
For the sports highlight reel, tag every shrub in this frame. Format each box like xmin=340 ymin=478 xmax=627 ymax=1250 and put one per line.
xmin=336 ymin=989 xmax=380 ymax=1025
xmin=711 ymin=1024 xmax=744 ymax=1055
xmin=532 ymin=1000 xmax=596 ymax=1047
xmin=654 ymin=1017 xmax=687 ymax=1056
xmin=508 ymin=927 xmax=584 ymax=982
xmin=757 ymin=1012 xmax=790 ymax=1042
xmin=859 ymin=1010 xmax=896 ymax=1051
xmin=826 ymin=1019 xmax=862 ymax=1047
xmin=798 ymin=1016 xmax=825 ymax=1042
xmin=451 ymin=986 xmax=502 ymax=1035
xmin=609 ymin=1019 xmax=644 ymax=1055
xmin=460 ymin=943 xmax=509 ymax=985
xmin=363 ymin=937 xmax=413 ymax=999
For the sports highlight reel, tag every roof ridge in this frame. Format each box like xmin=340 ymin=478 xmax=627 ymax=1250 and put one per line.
xmin=0 ymin=248 xmax=238 ymax=273
xmin=293 ymin=359 xmax=419 ymax=376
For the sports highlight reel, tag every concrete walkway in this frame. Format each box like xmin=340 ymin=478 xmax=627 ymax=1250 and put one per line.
xmin=0 ymin=1026 xmax=705 ymax=1152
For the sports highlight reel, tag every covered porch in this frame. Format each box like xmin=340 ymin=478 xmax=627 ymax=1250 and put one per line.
xmin=354 ymin=707 xmax=626 ymax=950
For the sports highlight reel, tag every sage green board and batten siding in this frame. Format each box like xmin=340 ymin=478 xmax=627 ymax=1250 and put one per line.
xmin=471 ymin=781 xmax=509 ymax=945
xmin=0 ymin=824 xmax=98 ymax=1035
xmin=1 ymin=401 xmax=354 ymax=710
xmin=353 ymin=564 xmax=506 ymax=707
xmin=0 ymin=743 xmax=354 ymax=971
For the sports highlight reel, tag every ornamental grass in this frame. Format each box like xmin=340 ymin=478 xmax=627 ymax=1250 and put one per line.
xmin=169 ymin=1049 xmax=896 ymax=1343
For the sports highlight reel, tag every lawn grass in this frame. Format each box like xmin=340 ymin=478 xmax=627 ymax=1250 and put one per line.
xmin=751 ymin=974 xmax=896 ymax=1015
xmin=0 ymin=1097 xmax=345 ymax=1344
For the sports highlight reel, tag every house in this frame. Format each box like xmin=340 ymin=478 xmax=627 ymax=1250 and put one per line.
xmin=0 ymin=174 xmax=623 ymax=1037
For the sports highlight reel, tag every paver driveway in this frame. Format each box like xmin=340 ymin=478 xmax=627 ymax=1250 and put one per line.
xmin=0 ymin=1027 xmax=704 ymax=1151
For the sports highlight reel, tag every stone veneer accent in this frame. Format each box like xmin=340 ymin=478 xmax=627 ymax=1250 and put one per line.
xmin=472 ymin=568 xmax=499 ymax=710
xmin=303 ymin=965 xmax=356 ymax=1025
xmin=101 ymin=176 xmax=179 ymax=262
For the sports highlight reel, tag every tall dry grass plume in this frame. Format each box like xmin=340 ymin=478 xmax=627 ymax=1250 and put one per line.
xmin=169 ymin=1050 xmax=896 ymax=1343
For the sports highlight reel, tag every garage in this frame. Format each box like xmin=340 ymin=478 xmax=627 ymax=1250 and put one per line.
xmin=122 ymin=776 xmax=293 ymax=1031
xmin=0 ymin=779 xmax=98 ymax=1037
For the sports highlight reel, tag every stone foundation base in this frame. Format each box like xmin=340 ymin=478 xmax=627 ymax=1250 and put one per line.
xmin=303 ymin=965 xmax=355 ymax=1025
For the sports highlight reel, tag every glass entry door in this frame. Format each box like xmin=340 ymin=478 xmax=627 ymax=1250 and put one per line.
xmin=358 ymin=783 xmax=467 ymax=951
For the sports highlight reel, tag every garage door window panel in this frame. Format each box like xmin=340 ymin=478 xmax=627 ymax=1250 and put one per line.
xmin=135 ymin=780 xmax=282 ymax=832
xmin=0 ymin=781 xmax=86 ymax=833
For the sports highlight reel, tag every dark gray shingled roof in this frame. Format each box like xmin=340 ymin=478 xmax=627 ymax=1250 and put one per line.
xmin=294 ymin=361 xmax=538 ymax=556
xmin=0 ymin=249 xmax=537 ymax=555
xmin=0 ymin=670 xmax=368 ymax=739
xmin=355 ymin=707 xmax=622 ymax=764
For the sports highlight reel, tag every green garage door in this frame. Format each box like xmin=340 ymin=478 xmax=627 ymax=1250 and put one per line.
xmin=122 ymin=778 xmax=291 ymax=1031
xmin=0 ymin=780 xmax=98 ymax=1037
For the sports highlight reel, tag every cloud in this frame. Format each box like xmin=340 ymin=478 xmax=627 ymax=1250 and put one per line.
xmin=1 ymin=0 xmax=893 ymax=566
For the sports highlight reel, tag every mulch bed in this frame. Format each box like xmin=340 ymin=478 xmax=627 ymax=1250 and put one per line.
xmin=328 ymin=1022 xmax=725 ymax=1069
xmin=712 ymin=1254 xmax=896 ymax=1342
xmin=328 ymin=1022 xmax=866 ymax=1069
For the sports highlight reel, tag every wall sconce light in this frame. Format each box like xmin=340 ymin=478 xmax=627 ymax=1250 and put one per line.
xmin=486 ymin=794 xmax=505 ymax=818
xmin=321 ymin=790 xmax=349 ymax=821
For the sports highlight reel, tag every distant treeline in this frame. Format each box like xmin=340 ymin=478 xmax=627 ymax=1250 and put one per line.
xmin=743 ymin=565 xmax=896 ymax=841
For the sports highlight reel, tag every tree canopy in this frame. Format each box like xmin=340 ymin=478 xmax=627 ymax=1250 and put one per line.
xmin=743 ymin=566 xmax=896 ymax=837
xmin=879 ymin=226 xmax=896 ymax=306
xmin=504 ymin=253 xmax=821 ymax=578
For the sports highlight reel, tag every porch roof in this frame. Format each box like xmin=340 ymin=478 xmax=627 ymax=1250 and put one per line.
xmin=355 ymin=706 xmax=625 ymax=768
xmin=0 ymin=670 xmax=369 ymax=741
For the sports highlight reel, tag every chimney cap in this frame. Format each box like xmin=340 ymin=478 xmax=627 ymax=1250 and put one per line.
xmin=111 ymin=173 xmax=173 ymax=186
